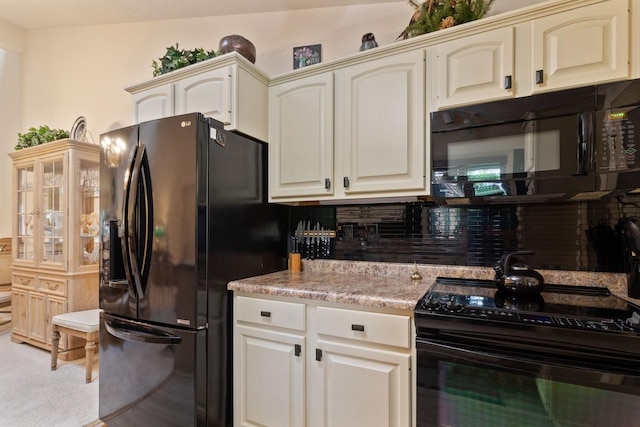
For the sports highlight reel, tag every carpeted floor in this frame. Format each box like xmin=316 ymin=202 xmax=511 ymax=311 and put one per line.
xmin=0 ymin=330 xmax=100 ymax=426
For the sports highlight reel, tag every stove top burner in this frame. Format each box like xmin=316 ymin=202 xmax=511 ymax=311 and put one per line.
xmin=416 ymin=277 xmax=640 ymax=334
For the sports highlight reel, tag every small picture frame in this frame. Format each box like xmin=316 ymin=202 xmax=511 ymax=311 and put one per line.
xmin=293 ymin=44 xmax=322 ymax=69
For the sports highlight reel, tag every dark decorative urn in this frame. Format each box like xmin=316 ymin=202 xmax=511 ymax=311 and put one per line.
xmin=218 ymin=35 xmax=256 ymax=64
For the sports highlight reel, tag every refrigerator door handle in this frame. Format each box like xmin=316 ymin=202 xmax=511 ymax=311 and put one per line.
xmin=104 ymin=318 xmax=182 ymax=345
xmin=122 ymin=142 xmax=148 ymax=298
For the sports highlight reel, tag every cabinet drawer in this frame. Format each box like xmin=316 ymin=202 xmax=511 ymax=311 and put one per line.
xmin=317 ymin=306 xmax=410 ymax=349
xmin=38 ymin=277 xmax=67 ymax=296
xmin=12 ymin=273 xmax=36 ymax=289
xmin=236 ymin=296 xmax=306 ymax=331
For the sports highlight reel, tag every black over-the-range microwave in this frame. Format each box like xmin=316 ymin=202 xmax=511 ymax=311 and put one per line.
xmin=431 ymin=78 xmax=640 ymax=204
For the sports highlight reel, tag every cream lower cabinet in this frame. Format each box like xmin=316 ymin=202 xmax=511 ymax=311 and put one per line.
xmin=269 ymin=49 xmax=426 ymax=202
xmin=126 ymin=52 xmax=269 ymax=142
xmin=234 ymin=296 xmax=306 ymax=427
xmin=307 ymin=306 xmax=411 ymax=427
xmin=234 ymin=294 xmax=412 ymax=427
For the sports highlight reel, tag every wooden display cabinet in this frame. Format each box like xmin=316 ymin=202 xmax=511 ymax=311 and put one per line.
xmin=9 ymin=139 xmax=100 ymax=360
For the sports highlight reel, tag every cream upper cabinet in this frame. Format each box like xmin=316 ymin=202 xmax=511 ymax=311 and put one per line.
xmin=335 ymin=49 xmax=426 ymax=197
xmin=269 ymin=72 xmax=334 ymax=199
xmin=530 ymin=0 xmax=630 ymax=93
xmin=269 ymin=49 xmax=427 ymax=203
xmin=431 ymin=0 xmax=631 ymax=109
xmin=174 ymin=67 xmax=231 ymax=125
xmin=433 ymin=26 xmax=515 ymax=109
xmin=126 ymin=53 xmax=269 ymax=142
xmin=131 ymin=82 xmax=174 ymax=123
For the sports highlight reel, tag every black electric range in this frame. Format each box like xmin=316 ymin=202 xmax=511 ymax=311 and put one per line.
xmin=415 ymin=277 xmax=640 ymax=364
xmin=415 ymin=277 xmax=640 ymax=427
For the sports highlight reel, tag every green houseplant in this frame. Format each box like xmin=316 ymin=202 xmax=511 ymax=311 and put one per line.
xmin=15 ymin=125 xmax=70 ymax=151
xmin=398 ymin=0 xmax=494 ymax=39
xmin=152 ymin=43 xmax=218 ymax=77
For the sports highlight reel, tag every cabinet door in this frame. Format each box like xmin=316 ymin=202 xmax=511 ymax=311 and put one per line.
xmin=27 ymin=291 xmax=46 ymax=343
xmin=46 ymin=295 xmax=67 ymax=347
xmin=269 ymin=72 xmax=334 ymax=200
xmin=311 ymin=339 xmax=410 ymax=427
xmin=531 ymin=0 xmax=629 ymax=93
xmin=11 ymin=288 xmax=28 ymax=336
xmin=74 ymin=153 xmax=100 ymax=271
xmin=435 ymin=26 xmax=515 ymax=108
xmin=131 ymin=83 xmax=174 ymax=123
xmin=235 ymin=325 xmax=305 ymax=427
xmin=39 ymin=155 xmax=67 ymax=270
xmin=174 ymin=67 xmax=231 ymax=124
xmin=335 ymin=49 xmax=425 ymax=196
xmin=13 ymin=162 xmax=36 ymax=267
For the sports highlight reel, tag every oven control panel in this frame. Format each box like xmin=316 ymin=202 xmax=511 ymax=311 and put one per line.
xmin=416 ymin=293 xmax=638 ymax=333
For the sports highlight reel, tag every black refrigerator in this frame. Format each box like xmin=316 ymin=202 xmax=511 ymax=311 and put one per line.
xmin=98 ymin=112 xmax=288 ymax=426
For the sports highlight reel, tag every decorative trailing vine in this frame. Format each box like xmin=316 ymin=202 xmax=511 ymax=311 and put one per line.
xmin=16 ymin=126 xmax=70 ymax=150
xmin=152 ymin=43 xmax=218 ymax=77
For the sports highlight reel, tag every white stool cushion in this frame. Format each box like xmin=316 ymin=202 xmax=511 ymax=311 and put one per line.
xmin=52 ymin=309 xmax=103 ymax=332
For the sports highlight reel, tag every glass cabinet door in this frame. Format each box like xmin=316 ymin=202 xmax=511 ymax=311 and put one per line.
xmin=78 ymin=159 xmax=100 ymax=267
xmin=16 ymin=166 xmax=35 ymax=261
xmin=41 ymin=159 xmax=65 ymax=265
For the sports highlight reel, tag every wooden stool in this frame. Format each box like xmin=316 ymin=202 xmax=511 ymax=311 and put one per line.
xmin=50 ymin=309 xmax=102 ymax=383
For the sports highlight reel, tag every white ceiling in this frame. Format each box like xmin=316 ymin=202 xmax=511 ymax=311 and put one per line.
xmin=0 ymin=0 xmax=404 ymax=30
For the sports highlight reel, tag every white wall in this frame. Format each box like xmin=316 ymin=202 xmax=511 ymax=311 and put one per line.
xmin=22 ymin=0 xmax=545 ymax=137
xmin=22 ymin=3 xmax=412 ymax=136
xmin=0 ymin=0 xmax=544 ymax=239
xmin=0 ymin=18 xmax=26 ymax=238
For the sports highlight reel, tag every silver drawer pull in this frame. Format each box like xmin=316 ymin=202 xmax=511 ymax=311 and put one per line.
xmin=260 ymin=311 xmax=271 ymax=318
xmin=351 ymin=324 xmax=365 ymax=332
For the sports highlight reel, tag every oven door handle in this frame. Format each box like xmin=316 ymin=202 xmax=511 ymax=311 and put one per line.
xmin=417 ymin=338 xmax=640 ymax=390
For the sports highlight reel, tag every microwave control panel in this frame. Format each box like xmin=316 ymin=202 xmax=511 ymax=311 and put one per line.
xmin=600 ymin=106 xmax=637 ymax=172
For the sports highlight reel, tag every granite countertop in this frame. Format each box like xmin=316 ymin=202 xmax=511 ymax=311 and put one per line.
xmin=227 ymin=260 xmax=631 ymax=312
